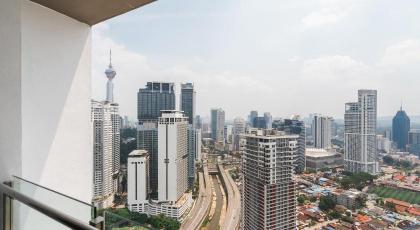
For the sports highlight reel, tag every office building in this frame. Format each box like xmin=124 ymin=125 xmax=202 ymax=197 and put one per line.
xmin=408 ymin=130 xmax=420 ymax=156
xmin=264 ymin=112 xmax=273 ymax=129
xmin=392 ymin=106 xmax=410 ymax=151
xmin=127 ymin=150 xmax=149 ymax=213
xmin=344 ymin=90 xmax=379 ymax=174
xmin=137 ymin=82 xmax=176 ymax=197
xmin=195 ymin=115 xmax=202 ymax=129
xmin=273 ymin=118 xmax=306 ymax=173
xmin=305 ymin=148 xmax=344 ymax=170
xmin=312 ymin=115 xmax=333 ymax=149
xmin=249 ymin=110 xmax=258 ymax=126
xmin=253 ymin=117 xmax=268 ymax=129
xmin=242 ymin=129 xmax=298 ymax=230
xmin=137 ymin=82 xmax=176 ymax=121
xmin=181 ymin=83 xmax=196 ymax=126
xmin=211 ymin=108 xmax=225 ymax=144
xmin=187 ymin=126 xmax=202 ymax=188
xmin=233 ymin=117 xmax=246 ymax=151
xmin=158 ymin=111 xmax=189 ymax=202
xmin=137 ymin=122 xmax=158 ymax=197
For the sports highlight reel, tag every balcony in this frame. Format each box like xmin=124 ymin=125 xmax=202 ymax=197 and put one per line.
xmin=0 ymin=0 xmax=154 ymax=229
xmin=1 ymin=176 xmax=153 ymax=229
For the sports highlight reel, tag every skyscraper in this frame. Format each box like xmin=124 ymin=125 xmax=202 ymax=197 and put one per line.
xmin=344 ymin=90 xmax=379 ymax=174
xmin=137 ymin=82 xmax=176 ymax=121
xmin=91 ymin=54 xmax=120 ymax=208
xmin=157 ymin=111 xmax=189 ymax=202
xmin=264 ymin=112 xmax=273 ymax=129
xmin=253 ymin=117 xmax=268 ymax=129
xmin=233 ymin=117 xmax=246 ymax=151
xmin=273 ymin=117 xmax=306 ymax=173
xmin=249 ymin=110 xmax=258 ymax=126
xmin=137 ymin=82 xmax=176 ymax=197
xmin=408 ymin=130 xmax=420 ymax=156
xmin=211 ymin=108 xmax=225 ymax=143
xmin=181 ymin=83 xmax=196 ymax=126
xmin=242 ymin=129 xmax=298 ymax=230
xmin=392 ymin=106 xmax=410 ymax=151
xmin=312 ymin=115 xmax=333 ymax=149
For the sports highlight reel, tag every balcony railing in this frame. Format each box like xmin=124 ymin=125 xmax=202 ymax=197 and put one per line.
xmin=1 ymin=176 xmax=101 ymax=230
xmin=1 ymin=176 xmax=154 ymax=230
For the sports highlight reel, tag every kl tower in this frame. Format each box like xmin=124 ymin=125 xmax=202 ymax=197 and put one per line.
xmin=105 ymin=50 xmax=116 ymax=102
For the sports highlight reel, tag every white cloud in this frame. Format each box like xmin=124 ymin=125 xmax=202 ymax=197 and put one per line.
xmin=301 ymin=0 xmax=363 ymax=28
xmin=301 ymin=55 xmax=371 ymax=80
xmin=92 ymin=23 xmax=273 ymax=119
xmin=379 ymin=39 xmax=420 ymax=70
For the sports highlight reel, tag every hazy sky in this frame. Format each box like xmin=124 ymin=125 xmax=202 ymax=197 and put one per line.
xmin=92 ymin=0 xmax=420 ymax=120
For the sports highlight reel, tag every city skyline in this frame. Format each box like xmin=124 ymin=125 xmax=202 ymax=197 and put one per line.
xmin=92 ymin=0 xmax=420 ymax=119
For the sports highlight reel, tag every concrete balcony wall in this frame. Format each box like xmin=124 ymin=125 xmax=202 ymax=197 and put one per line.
xmin=0 ymin=1 xmax=92 ymax=228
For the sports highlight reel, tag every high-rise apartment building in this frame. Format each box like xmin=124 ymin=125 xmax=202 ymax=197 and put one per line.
xmin=272 ymin=118 xmax=306 ymax=173
xmin=392 ymin=106 xmax=410 ymax=151
xmin=233 ymin=117 xmax=246 ymax=151
xmin=312 ymin=115 xmax=333 ymax=149
xmin=211 ymin=108 xmax=225 ymax=143
xmin=344 ymin=90 xmax=379 ymax=174
xmin=137 ymin=82 xmax=176 ymax=197
xmin=127 ymin=150 xmax=149 ymax=213
xmin=157 ymin=111 xmax=189 ymax=202
xmin=91 ymin=55 xmax=121 ymax=208
xmin=242 ymin=129 xmax=298 ymax=230
xmin=92 ymin=101 xmax=118 ymax=208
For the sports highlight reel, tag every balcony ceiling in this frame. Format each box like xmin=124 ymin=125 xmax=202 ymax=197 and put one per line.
xmin=30 ymin=0 xmax=156 ymax=26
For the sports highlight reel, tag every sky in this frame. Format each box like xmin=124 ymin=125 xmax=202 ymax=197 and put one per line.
xmin=92 ymin=0 xmax=420 ymax=121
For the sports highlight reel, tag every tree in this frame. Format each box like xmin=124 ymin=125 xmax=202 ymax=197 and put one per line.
xmin=383 ymin=155 xmax=394 ymax=165
xmin=327 ymin=210 xmax=341 ymax=219
xmin=310 ymin=196 xmax=317 ymax=202
xmin=385 ymin=202 xmax=396 ymax=212
xmin=319 ymin=195 xmax=336 ymax=211
xmin=297 ymin=195 xmax=306 ymax=205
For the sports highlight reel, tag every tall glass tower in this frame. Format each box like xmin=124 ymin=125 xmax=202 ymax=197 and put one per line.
xmin=392 ymin=106 xmax=410 ymax=151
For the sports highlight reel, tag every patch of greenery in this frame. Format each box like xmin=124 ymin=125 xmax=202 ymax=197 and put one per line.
xmin=319 ymin=195 xmax=336 ymax=211
xmin=339 ymin=172 xmax=376 ymax=190
xmin=369 ymin=186 xmax=420 ymax=205
xmin=99 ymin=208 xmax=180 ymax=230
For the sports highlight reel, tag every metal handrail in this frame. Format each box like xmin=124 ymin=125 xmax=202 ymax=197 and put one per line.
xmin=12 ymin=176 xmax=95 ymax=208
xmin=0 ymin=182 xmax=97 ymax=230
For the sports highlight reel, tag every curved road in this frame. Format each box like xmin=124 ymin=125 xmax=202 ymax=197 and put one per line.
xmin=181 ymin=164 xmax=212 ymax=230
xmin=219 ymin=164 xmax=241 ymax=230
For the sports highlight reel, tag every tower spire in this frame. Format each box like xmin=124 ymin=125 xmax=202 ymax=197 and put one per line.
xmin=105 ymin=49 xmax=116 ymax=102
xmin=109 ymin=49 xmax=112 ymax=67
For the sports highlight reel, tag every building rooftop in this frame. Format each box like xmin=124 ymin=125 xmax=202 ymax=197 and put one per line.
xmin=128 ymin=149 xmax=148 ymax=157
xmin=306 ymin=148 xmax=338 ymax=157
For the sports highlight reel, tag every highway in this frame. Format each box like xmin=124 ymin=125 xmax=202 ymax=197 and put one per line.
xmin=181 ymin=161 xmax=212 ymax=230
xmin=207 ymin=175 xmax=223 ymax=230
xmin=219 ymin=164 xmax=241 ymax=230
